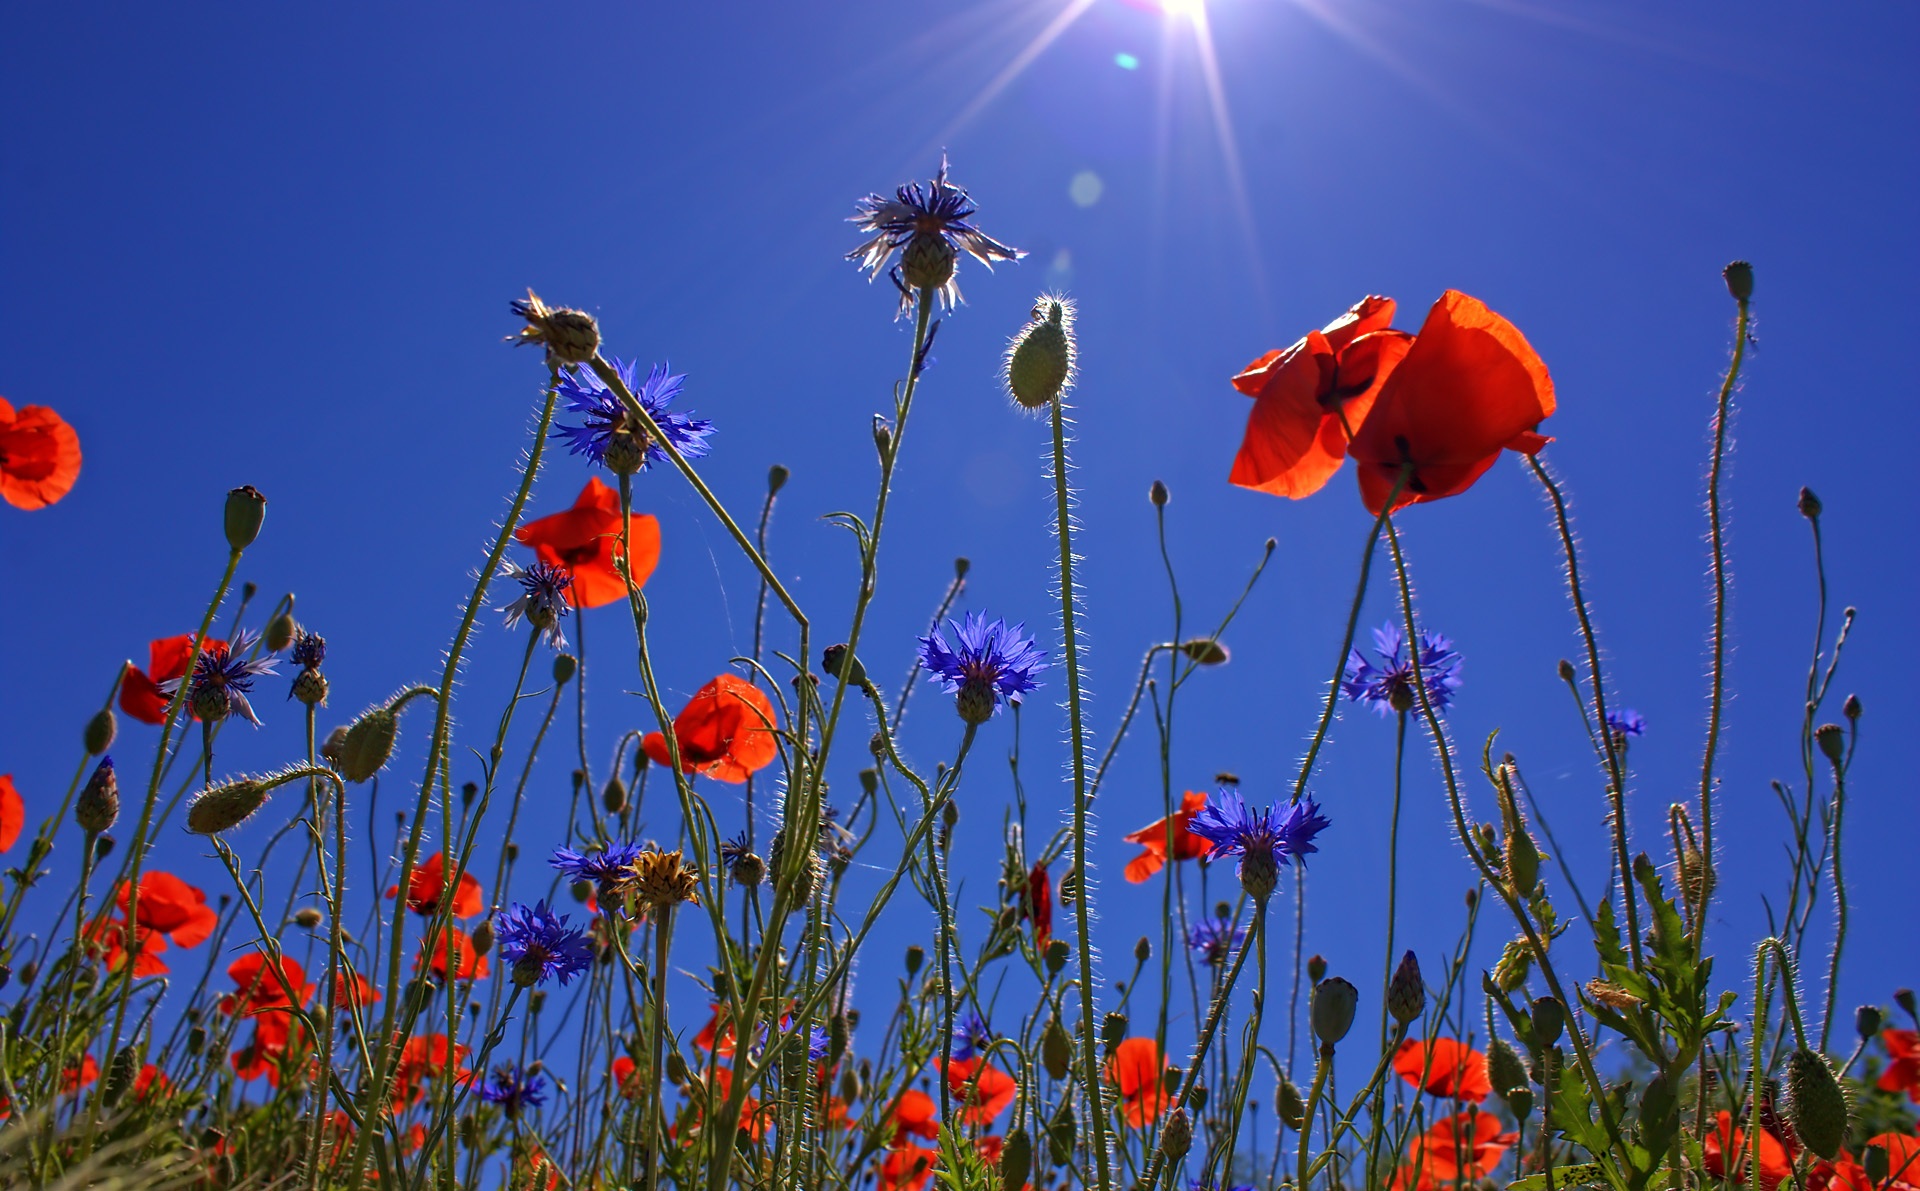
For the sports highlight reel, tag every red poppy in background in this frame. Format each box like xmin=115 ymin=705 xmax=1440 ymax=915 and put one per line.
xmin=1348 ymin=290 xmax=1555 ymax=515
xmin=61 ymin=1055 xmax=100 ymax=1094
xmin=386 ymin=852 xmax=483 ymax=919
xmin=1024 ymin=862 xmax=1052 ymax=951
xmin=879 ymin=1144 xmax=936 ymax=1191
xmin=0 ymin=396 xmax=82 ymax=510
xmin=1867 ymin=1134 xmax=1920 ymax=1188
xmin=83 ymin=917 xmax=169 ymax=977
xmin=1398 ymin=1112 xmax=1516 ymax=1188
xmin=1230 ymin=297 xmax=1413 ymax=500
xmin=1108 ymin=1037 xmax=1171 ymax=1127
xmin=1394 ymin=1038 xmax=1492 ymax=1102
xmin=693 ymin=1005 xmax=739 ymax=1057
xmin=940 ymin=1056 xmax=1017 ymax=1125
xmin=1703 ymin=1111 xmax=1794 ymax=1191
xmin=889 ymin=1089 xmax=939 ymax=1143
xmin=417 ymin=926 xmax=489 ymax=981
xmin=116 ymin=870 xmax=219 ymax=949
xmin=515 ymin=477 xmax=660 ymax=608
xmin=121 ymin=634 xmax=226 ymax=725
xmin=0 ymin=775 xmax=22 ymax=853
xmin=333 ymin=970 xmax=380 ymax=1009
xmin=232 ymin=1011 xmax=306 ymax=1084
xmin=1879 ymin=1029 xmax=1920 ymax=1102
xmin=680 ymin=1066 xmax=765 ymax=1141
xmin=221 ymin=952 xmax=315 ymax=1017
xmin=612 ymin=1054 xmax=645 ymax=1099
xmin=393 ymin=1033 xmax=470 ymax=1107
xmin=132 ymin=1063 xmax=170 ymax=1100
xmin=1122 ymin=791 xmax=1211 ymax=883
xmin=643 ymin=674 xmax=779 ymax=783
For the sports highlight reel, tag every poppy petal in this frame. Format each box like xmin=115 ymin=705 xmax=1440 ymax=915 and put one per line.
xmin=0 ymin=776 xmax=22 ymax=853
xmin=0 ymin=399 xmax=82 ymax=510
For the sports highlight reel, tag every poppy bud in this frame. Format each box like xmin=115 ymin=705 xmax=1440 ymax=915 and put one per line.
xmin=1058 ymin=868 xmax=1080 ymax=906
xmin=529 ymin=989 xmax=547 ymax=1014
xmin=1005 ymin=296 xmax=1077 ymax=409
xmin=858 ymin=769 xmax=879 ymax=798
xmin=84 ymin=708 xmax=117 ymax=756
xmin=905 ymin=944 xmax=924 ymax=976
xmin=319 ymin=725 xmax=349 ymax=767
xmin=1149 ymin=479 xmax=1168 ymax=507
xmin=1505 ymin=828 xmax=1542 ymax=897
xmin=264 ymin=612 xmax=296 ymax=653
xmin=1134 ymin=936 xmax=1151 ymax=963
xmin=471 ymin=918 xmax=494 ymax=958
xmin=1531 ymin=997 xmax=1566 ymax=1046
xmin=1856 ymin=1005 xmax=1883 ymax=1040
xmin=839 ymin=1063 xmax=863 ymax=1105
xmin=902 ymin=231 xmax=957 ymax=292
xmin=1557 ymin=659 xmax=1576 ymax=683
xmin=187 ymin=1025 xmax=207 ymax=1055
xmin=1388 ymin=951 xmax=1425 ymax=1025
xmin=89 ymin=1046 xmax=131 ymax=1105
xmin=288 ymin=906 xmax=323 ymax=930
xmin=19 ymin=960 xmax=38 ymax=989
xmin=1786 ymin=1046 xmax=1849 ymax=1160
xmin=1158 ymin=1106 xmax=1192 ymax=1161
xmin=767 ymin=464 xmax=790 ymax=495
xmin=1723 ymin=260 xmax=1754 ymax=301
xmin=602 ymin=775 xmax=628 ymax=816
xmin=187 ymin=777 xmax=271 ymax=834
xmin=1042 ymin=1017 xmax=1072 ymax=1081
xmin=954 ymin=556 xmax=971 ymax=580
xmin=224 ymin=485 xmax=267 ymax=551
xmin=1046 ymin=1099 xmax=1076 ymax=1165
xmin=1843 ymin=693 xmax=1861 ymax=721
xmin=1101 ymin=1011 xmax=1128 ymax=1053
xmin=1045 ymin=939 xmax=1069 ymax=975
xmin=1493 ymin=940 xmax=1531 ymax=992
xmin=1489 ymin=1038 xmax=1528 ymax=1100
xmin=571 ymin=880 xmax=591 ymax=904
xmin=1187 ymin=1083 xmax=1209 ymax=1110
xmin=1798 ymin=486 xmax=1822 ymax=520
xmin=76 ymin=756 xmax=119 ymax=835
xmin=338 ymin=706 xmax=398 ymax=783
xmin=1814 ymin=723 xmax=1845 ymax=767
xmin=1307 ymin=954 xmax=1327 ymax=984
xmin=94 ymin=833 xmax=115 ymax=859
xmin=1000 ymin=1126 xmax=1032 ymax=1191
xmin=1178 ymin=638 xmax=1229 ymax=665
xmin=1311 ymin=976 xmax=1358 ymax=1048
xmin=823 ymin=644 xmax=867 ymax=687
xmin=1277 ymin=1076 xmax=1307 ymax=1130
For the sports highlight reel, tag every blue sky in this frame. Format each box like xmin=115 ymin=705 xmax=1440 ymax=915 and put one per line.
xmin=3 ymin=0 xmax=1914 ymax=1062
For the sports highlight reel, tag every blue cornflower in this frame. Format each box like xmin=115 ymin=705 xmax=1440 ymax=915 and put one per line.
xmin=476 ymin=1064 xmax=548 ymax=1115
xmin=1188 ymin=1181 xmax=1255 ymax=1191
xmin=290 ymin=630 xmax=326 ymax=669
xmin=1186 ymin=917 xmax=1246 ymax=965
xmin=553 ymin=358 xmax=712 ymax=474
xmin=951 ymin=1012 xmax=994 ymax=1062
xmin=499 ymin=560 xmax=574 ymax=649
xmin=1188 ymin=789 xmax=1331 ymax=900
xmin=1606 ymin=708 xmax=1646 ymax=738
xmin=847 ymin=155 xmax=1024 ymax=315
xmin=1341 ymin=623 xmax=1462 ymax=717
xmin=495 ymin=900 xmax=594 ymax=988
xmin=916 ymin=612 xmax=1048 ymax=725
xmin=720 ymin=831 xmax=752 ymax=865
xmin=162 ymin=628 xmax=279 ymax=726
xmin=552 ymin=840 xmax=644 ymax=908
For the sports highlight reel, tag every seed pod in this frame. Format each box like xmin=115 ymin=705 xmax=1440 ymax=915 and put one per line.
xmin=1723 ymin=260 xmax=1754 ymax=301
xmin=1387 ymin=951 xmax=1426 ymax=1025
xmin=905 ymin=944 xmax=924 ymax=976
xmin=1005 ymin=297 xmax=1076 ymax=409
xmin=1786 ymin=1047 xmax=1849 ymax=1160
xmin=1158 ymin=1106 xmax=1193 ymax=1161
xmin=1815 ymin=723 xmax=1845 ymax=767
xmin=1000 ymin=1126 xmax=1033 ymax=1191
xmin=1531 ymin=997 xmax=1566 ymax=1046
xmin=187 ymin=777 xmax=271 ymax=835
xmin=338 ymin=706 xmax=398 ymax=783
xmin=224 ymin=485 xmax=268 ymax=551
xmin=552 ymin=653 xmax=578 ymax=685
xmin=1101 ymin=1011 xmax=1128 ymax=1053
xmin=84 ymin=708 xmax=117 ymax=756
xmin=1177 ymin=638 xmax=1229 ymax=666
xmin=265 ymin=612 xmax=297 ymax=653
xmin=1044 ymin=939 xmax=1069 ymax=975
xmin=1042 ymin=1017 xmax=1072 ymax=1080
xmin=1856 ymin=1005 xmax=1884 ymax=1041
xmin=1506 ymin=1087 xmax=1534 ymax=1120
xmin=1312 ymin=977 xmax=1358 ymax=1048
xmin=76 ymin=757 xmax=120 ymax=834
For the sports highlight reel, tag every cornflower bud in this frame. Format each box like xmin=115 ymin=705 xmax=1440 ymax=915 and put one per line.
xmin=507 ymin=290 xmax=600 ymax=366
xmin=1387 ymin=951 xmax=1425 ymax=1025
xmin=1005 ymin=296 xmax=1076 ymax=409
xmin=1311 ymin=977 xmax=1358 ymax=1048
xmin=84 ymin=708 xmax=117 ymax=755
xmin=292 ymin=668 xmax=329 ymax=707
xmin=76 ymin=757 xmax=119 ymax=835
xmin=1158 ymin=1106 xmax=1193 ymax=1161
xmin=224 ymin=485 xmax=267 ymax=551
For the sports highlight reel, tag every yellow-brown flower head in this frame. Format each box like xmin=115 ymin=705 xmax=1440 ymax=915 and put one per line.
xmin=507 ymin=290 xmax=600 ymax=367
xmin=622 ymin=847 xmax=700 ymax=914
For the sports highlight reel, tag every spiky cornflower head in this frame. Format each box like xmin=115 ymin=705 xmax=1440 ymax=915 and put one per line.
xmin=847 ymin=155 xmax=1024 ymax=316
xmin=496 ymin=900 xmax=593 ymax=988
xmin=162 ymin=628 xmax=279 ymax=725
xmin=289 ymin=631 xmax=328 ymax=705
xmin=721 ymin=831 xmax=764 ymax=888
xmin=75 ymin=756 xmax=119 ymax=835
xmin=553 ymin=358 xmax=713 ymax=475
xmin=952 ymin=1012 xmax=994 ymax=1062
xmin=506 ymin=289 xmax=600 ymax=367
xmin=290 ymin=631 xmax=326 ymax=669
xmin=499 ymin=561 xmax=574 ymax=649
xmin=916 ymin=612 xmax=1048 ymax=725
xmin=1341 ymin=623 xmax=1462 ymax=717
xmin=550 ymin=841 xmax=646 ymax=906
xmin=476 ymin=1064 xmax=548 ymax=1116
xmin=1188 ymin=789 xmax=1330 ymax=901
xmin=624 ymin=847 xmax=701 ymax=915
xmin=1186 ymin=916 xmax=1246 ymax=966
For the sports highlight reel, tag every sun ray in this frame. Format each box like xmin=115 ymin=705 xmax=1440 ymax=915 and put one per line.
xmin=926 ymin=0 xmax=1102 ymax=151
xmin=1187 ymin=2 xmax=1273 ymax=318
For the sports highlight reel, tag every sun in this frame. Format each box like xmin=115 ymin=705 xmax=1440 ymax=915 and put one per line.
xmin=1158 ymin=0 xmax=1206 ymax=19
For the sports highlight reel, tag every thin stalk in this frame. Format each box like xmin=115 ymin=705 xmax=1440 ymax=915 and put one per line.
xmin=1700 ymin=288 xmax=1752 ymax=933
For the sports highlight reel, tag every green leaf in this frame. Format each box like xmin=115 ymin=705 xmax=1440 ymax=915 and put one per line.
xmin=1506 ymin=1161 xmax=1611 ymax=1190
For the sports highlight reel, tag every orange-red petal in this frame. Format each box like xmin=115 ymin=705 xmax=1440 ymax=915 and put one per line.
xmin=516 ymin=477 xmax=659 ymax=609
xmin=0 ymin=775 xmax=22 ymax=853
xmin=642 ymin=674 xmax=779 ymax=783
xmin=0 ymin=398 xmax=82 ymax=510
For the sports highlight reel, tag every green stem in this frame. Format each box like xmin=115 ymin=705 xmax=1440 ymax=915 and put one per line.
xmin=1700 ymin=290 xmax=1752 ymax=937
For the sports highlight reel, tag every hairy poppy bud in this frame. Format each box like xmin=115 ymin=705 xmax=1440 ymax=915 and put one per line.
xmin=1046 ymin=1099 xmax=1076 ymax=1165
xmin=1307 ymin=954 xmax=1327 ymax=984
xmin=1388 ymin=951 xmax=1425 ymax=1025
xmin=902 ymin=231 xmax=957 ymax=292
xmin=602 ymin=775 xmax=628 ymax=816
xmin=1786 ymin=1047 xmax=1849 ymax=1160
xmin=1042 ymin=1017 xmax=1072 ymax=1081
xmin=225 ymin=485 xmax=267 ymax=551
xmin=1178 ymin=638 xmax=1229 ymax=666
xmin=264 ymin=612 xmax=297 ymax=653
xmin=1723 ymin=260 xmax=1754 ymax=301
xmin=823 ymin=644 xmax=867 ymax=687
xmin=1000 ymin=1126 xmax=1032 ymax=1191
xmin=1505 ymin=828 xmax=1542 ymax=897
xmin=768 ymin=464 xmax=790 ymax=494
xmin=76 ymin=756 xmax=119 ymax=834
xmin=1311 ymin=977 xmax=1358 ymax=1048
xmin=1149 ymin=479 xmax=1168 ymax=507
xmin=1489 ymin=1038 xmax=1528 ymax=1100
xmin=338 ymin=706 xmax=398 ymax=783
xmin=1856 ymin=1005 xmax=1883 ymax=1040
xmin=1045 ymin=939 xmax=1069 ymax=975
xmin=84 ymin=708 xmax=117 ymax=755
xmin=470 ymin=918 xmax=494 ymax=958
xmin=293 ymin=906 xmax=323 ymax=929
xmin=1798 ymin=486 xmax=1822 ymax=520
xmin=1493 ymin=940 xmax=1531 ymax=992
xmin=1101 ymin=1011 xmax=1128 ymax=1053
xmin=1005 ymin=296 xmax=1076 ymax=409
xmin=1158 ymin=1106 xmax=1193 ymax=1161
xmin=187 ymin=777 xmax=271 ymax=834
xmin=552 ymin=653 xmax=577 ymax=685
xmin=1815 ymin=723 xmax=1845 ymax=767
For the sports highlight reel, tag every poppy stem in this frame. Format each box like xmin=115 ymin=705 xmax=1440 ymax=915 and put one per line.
xmin=1700 ymin=288 xmax=1752 ymax=935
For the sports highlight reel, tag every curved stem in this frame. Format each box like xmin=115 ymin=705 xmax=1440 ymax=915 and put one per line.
xmin=1700 ymin=291 xmax=1752 ymax=934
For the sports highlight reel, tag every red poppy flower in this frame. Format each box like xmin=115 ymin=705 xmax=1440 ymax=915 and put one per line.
xmin=1879 ymin=1029 xmax=1920 ymax=1102
xmin=1348 ymin=290 xmax=1554 ymax=515
xmin=132 ymin=1063 xmax=170 ymax=1100
xmin=642 ymin=674 xmax=780 ymax=783
xmin=1108 ymin=1037 xmax=1171 ymax=1127
xmin=1024 ymin=862 xmax=1052 ymax=951
xmin=1230 ymin=297 xmax=1414 ymax=500
xmin=612 ymin=1055 xmax=646 ymax=1100
xmin=62 ymin=1055 xmax=100 ymax=1094
xmin=232 ymin=1010 xmax=307 ymax=1084
xmin=0 ymin=775 xmax=22 ymax=853
xmin=83 ymin=917 xmax=169 ymax=977
xmin=940 ymin=1056 xmax=1017 ymax=1125
xmin=680 ymin=1066 xmax=765 ymax=1140
xmin=221 ymin=952 xmax=314 ymax=1017
xmin=1401 ymin=1111 xmax=1517 ymax=1186
xmin=0 ymin=397 xmax=81 ymax=510
xmin=889 ymin=1088 xmax=940 ymax=1143
xmin=694 ymin=1005 xmax=740 ymax=1057
xmin=879 ymin=1144 xmax=937 ymax=1191
xmin=393 ymin=1033 xmax=470 ymax=1107
xmin=334 ymin=970 xmax=381 ymax=1009
xmin=418 ymin=926 xmax=489 ymax=981
xmin=515 ymin=477 xmax=660 ymax=609
xmin=1703 ymin=1111 xmax=1794 ymax=1191
xmin=386 ymin=852 xmax=483 ymax=919
xmin=116 ymin=871 xmax=219 ymax=949
xmin=1394 ymin=1038 xmax=1492 ymax=1102
xmin=1122 ymin=791 xmax=1212 ymax=884
xmin=120 ymin=634 xmax=226 ymax=725
xmin=1810 ymin=1157 xmax=1877 ymax=1191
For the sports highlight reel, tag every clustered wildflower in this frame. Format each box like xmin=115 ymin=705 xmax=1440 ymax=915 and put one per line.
xmin=915 ymin=613 xmax=1048 ymax=725
xmin=548 ymin=842 xmax=698 ymax=917
xmin=499 ymin=560 xmax=574 ymax=649
xmin=476 ymin=1064 xmax=548 ymax=1116
xmin=1188 ymin=789 xmax=1330 ymax=900
xmin=550 ymin=841 xmax=647 ymax=906
xmin=847 ymin=155 xmax=1023 ymax=316
xmin=554 ymin=358 xmax=712 ymax=475
xmin=1342 ymin=623 xmax=1462 ymax=716
xmin=163 ymin=628 xmax=279 ymax=725
xmin=496 ymin=900 xmax=593 ymax=988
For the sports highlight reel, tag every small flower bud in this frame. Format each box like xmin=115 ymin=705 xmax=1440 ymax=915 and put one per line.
xmin=1506 ymin=1087 xmax=1534 ymax=1119
xmin=1311 ymin=977 xmax=1358 ymax=1048
xmin=1239 ymin=847 xmax=1279 ymax=901
xmin=602 ymin=775 xmax=628 ymax=816
xmin=84 ymin=708 xmax=117 ymax=755
xmin=320 ymin=725 xmax=350 ymax=766
xmin=1898 ymin=989 xmax=1917 ymax=1019
xmin=1101 ymin=1011 xmax=1128 ymax=1053
xmin=1278 ymin=1076 xmax=1307 ymax=1130
xmin=730 ymin=851 xmax=765 ymax=888
xmin=1856 ymin=1005 xmax=1883 ymax=1040
xmin=872 ymin=414 xmax=893 ymax=456
xmin=1489 ymin=1038 xmax=1528 ymax=1100
xmin=768 ymin=464 xmax=790 ymax=494
xmin=1044 ymin=939 xmax=1069 ymax=975
xmin=1158 ymin=1106 xmax=1193 ymax=1161
xmin=954 ymin=556 xmax=971 ymax=580
xmin=823 ymin=644 xmax=867 ymax=686
xmin=94 ymin=833 xmax=115 ymax=859
xmin=187 ymin=777 xmax=271 ymax=834
xmin=1505 ymin=828 xmax=1542 ymax=897
xmin=1798 ymin=486 xmax=1823 ymax=520
xmin=1786 ymin=1046 xmax=1849 ymax=1160
xmin=1042 ymin=1017 xmax=1072 ymax=1080
xmin=264 ymin=613 xmax=297 ymax=653
xmin=1177 ymin=638 xmax=1229 ymax=665
xmin=1815 ymin=723 xmax=1845 ymax=766
xmin=905 ymin=944 xmax=924 ymax=976
xmin=1004 ymin=296 xmax=1076 ymax=409
xmin=1134 ymin=936 xmax=1151 ymax=963
xmin=1557 ymin=659 xmax=1576 ymax=682
xmin=187 ymin=1025 xmax=207 ymax=1055
xmin=224 ymin=485 xmax=267 ymax=551
xmin=1723 ymin=260 xmax=1754 ymax=301
xmin=470 ymin=918 xmax=494 ymax=958
xmin=839 ymin=1063 xmax=863 ymax=1105
xmin=1000 ymin=1126 xmax=1032 ymax=1191
xmin=1388 ymin=951 xmax=1425 ymax=1025
xmin=1531 ymin=996 xmax=1567 ymax=1045
xmin=955 ymin=680 xmax=996 ymax=725
xmin=338 ymin=706 xmax=398 ymax=783
xmin=292 ymin=669 xmax=329 ymax=707
xmin=292 ymin=906 xmax=324 ymax=929
xmin=1307 ymin=954 xmax=1327 ymax=984
xmin=1843 ymin=693 xmax=1861 ymax=721
xmin=1149 ymin=479 xmax=1169 ymax=507
xmin=76 ymin=757 xmax=120 ymax=834
xmin=552 ymin=653 xmax=577 ymax=685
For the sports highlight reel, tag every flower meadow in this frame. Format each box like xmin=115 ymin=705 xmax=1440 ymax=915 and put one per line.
xmin=0 ymin=161 xmax=1912 ymax=1191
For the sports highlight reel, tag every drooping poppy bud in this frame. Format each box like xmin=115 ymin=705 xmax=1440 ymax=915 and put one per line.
xmin=186 ymin=777 xmax=271 ymax=834
xmin=767 ymin=464 xmax=790 ymax=495
xmin=552 ymin=653 xmax=577 ymax=686
xmin=1311 ymin=977 xmax=1358 ymax=1048
xmin=1277 ymin=1076 xmax=1306 ymax=1129
xmin=224 ymin=486 xmax=267 ymax=551
xmin=264 ymin=612 xmax=297 ymax=653
xmin=1856 ymin=1005 xmax=1883 ymax=1040
xmin=1000 ymin=1126 xmax=1032 ymax=1191
xmin=84 ymin=708 xmax=117 ymax=756
xmin=1101 ymin=1011 xmax=1128 ymax=1053
xmin=293 ymin=907 xmax=323 ymax=929
xmin=1042 ymin=1017 xmax=1072 ymax=1081
xmin=338 ymin=707 xmax=398 ymax=784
